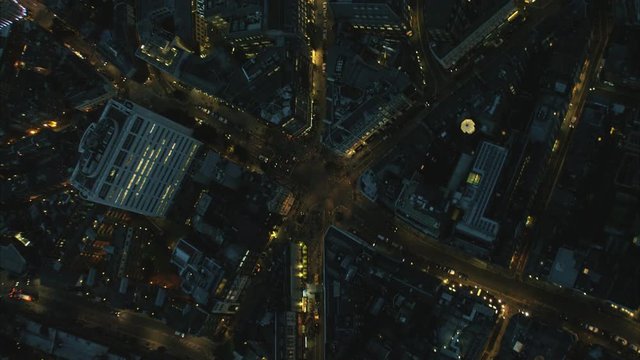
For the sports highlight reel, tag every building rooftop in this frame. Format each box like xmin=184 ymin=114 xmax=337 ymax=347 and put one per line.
xmin=324 ymin=226 xmax=442 ymax=359
xmin=192 ymin=150 xmax=244 ymax=189
xmin=529 ymin=94 xmax=567 ymax=144
xmin=70 ymin=100 xmax=202 ymax=217
xmin=395 ymin=176 xmax=446 ymax=239
xmin=613 ymin=0 xmax=640 ymax=27
xmin=136 ymin=22 xmax=187 ymax=74
xmin=548 ymin=247 xmax=580 ymax=288
xmin=323 ymin=45 xmax=412 ymax=155
xmin=454 ymin=142 xmax=508 ymax=244
xmin=330 ymin=3 xmax=403 ymax=30
xmin=0 ymin=242 xmax=27 ymax=274
xmin=17 ymin=318 xmax=129 ymax=360
xmin=425 ymin=0 xmax=516 ymax=69
xmin=433 ymin=285 xmax=499 ymax=359
xmin=171 ymin=238 xmax=225 ymax=305
xmin=615 ymin=153 xmax=640 ymax=192
xmin=498 ymin=314 xmax=574 ymax=360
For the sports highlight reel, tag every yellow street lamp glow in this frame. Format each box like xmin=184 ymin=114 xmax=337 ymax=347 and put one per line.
xmin=460 ymin=118 xmax=476 ymax=134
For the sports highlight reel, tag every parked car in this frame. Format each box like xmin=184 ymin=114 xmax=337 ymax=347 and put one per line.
xmin=613 ymin=335 xmax=628 ymax=346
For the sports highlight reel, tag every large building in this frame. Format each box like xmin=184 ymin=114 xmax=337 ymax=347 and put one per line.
xmin=170 ymin=238 xmax=224 ymax=305
xmin=70 ymin=100 xmax=202 ymax=217
xmin=323 ymin=47 xmax=413 ymax=156
xmin=0 ymin=0 xmax=27 ymax=30
xmin=529 ymin=93 xmax=567 ymax=150
xmin=192 ymin=0 xmax=210 ymax=55
xmin=425 ymin=0 xmax=517 ymax=70
xmin=329 ymin=3 xmax=407 ymax=36
xmin=454 ymin=142 xmax=508 ymax=251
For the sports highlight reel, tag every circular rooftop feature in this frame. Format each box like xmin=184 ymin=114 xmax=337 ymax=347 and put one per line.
xmin=460 ymin=118 xmax=476 ymax=135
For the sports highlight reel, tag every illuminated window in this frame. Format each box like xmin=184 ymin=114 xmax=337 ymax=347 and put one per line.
xmin=467 ymin=172 xmax=481 ymax=185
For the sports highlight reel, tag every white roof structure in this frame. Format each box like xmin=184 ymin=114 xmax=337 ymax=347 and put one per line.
xmin=455 ymin=142 xmax=508 ymax=244
xmin=70 ymin=100 xmax=201 ymax=217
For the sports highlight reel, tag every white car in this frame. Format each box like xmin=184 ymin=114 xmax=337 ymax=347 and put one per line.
xmin=586 ymin=324 xmax=599 ymax=333
xmin=613 ymin=335 xmax=628 ymax=346
xmin=197 ymin=106 xmax=211 ymax=114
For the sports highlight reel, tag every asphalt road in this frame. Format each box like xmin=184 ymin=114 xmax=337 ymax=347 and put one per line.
xmin=411 ymin=0 xmax=448 ymax=98
xmin=337 ymin=196 xmax=640 ymax=348
xmin=14 ymin=1 xmax=639 ymax=359
xmin=0 ymin=276 xmax=214 ymax=359
xmin=510 ymin=0 xmax=613 ymax=275
xmin=278 ymin=2 xmax=637 ymax=359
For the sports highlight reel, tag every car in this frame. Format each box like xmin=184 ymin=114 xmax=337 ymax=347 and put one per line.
xmin=585 ymin=324 xmax=599 ymax=333
xmin=473 ymin=55 xmax=485 ymax=64
xmin=483 ymin=37 xmax=503 ymax=48
xmin=613 ymin=335 xmax=628 ymax=346
xmin=253 ymin=263 xmax=262 ymax=275
xmin=18 ymin=293 xmax=35 ymax=302
xmin=196 ymin=106 xmax=211 ymax=114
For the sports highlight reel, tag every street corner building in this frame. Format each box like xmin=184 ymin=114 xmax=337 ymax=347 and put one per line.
xmin=0 ymin=0 xmax=27 ymax=30
xmin=70 ymin=100 xmax=202 ymax=217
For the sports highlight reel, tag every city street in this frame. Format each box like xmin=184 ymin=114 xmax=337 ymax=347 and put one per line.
xmin=409 ymin=0 xmax=448 ymax=98
xmin=10 ymin=0 xmax=639 ymax=359
xmin=0 ymin=275 xmax=214 ymax=359
xmin=339 ymin=196 xmax=640 ymax=344
xmin=510 ymin=0 xmax=613 ymax=275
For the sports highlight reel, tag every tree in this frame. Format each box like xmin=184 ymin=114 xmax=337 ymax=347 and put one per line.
xmin=172 ymin=90 xmax=188 ymax=102
xmin=234 ymin=145 xmax=249 ymax=163
xmin=195 ymin=125 xmax=218 ymax=144
xmin=324 ymin=161 xmax=342 ymax=175
xmin=213 ymin=339 xmax=234 ymax=360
